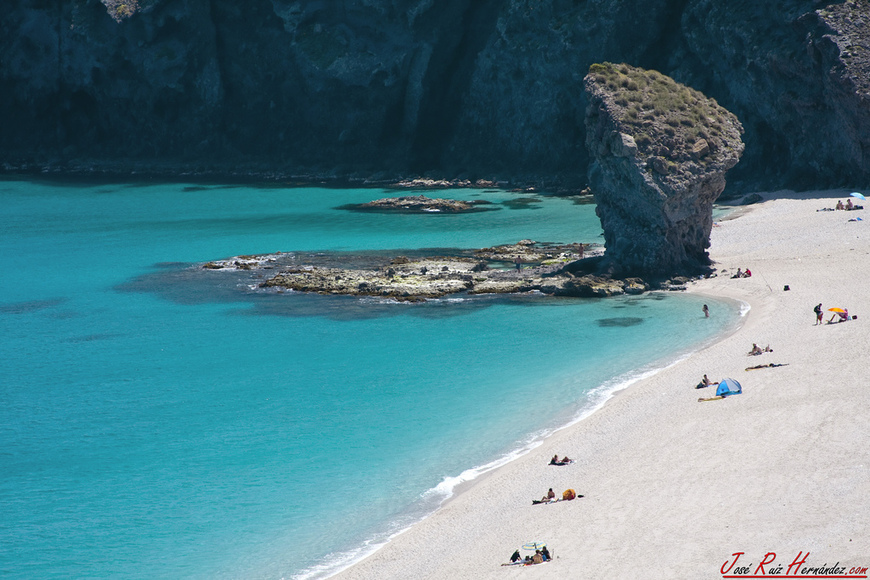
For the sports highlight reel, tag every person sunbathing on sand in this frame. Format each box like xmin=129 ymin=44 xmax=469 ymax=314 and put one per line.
xmin=696 ymin=374 xmax=719 ymax=389
xmin=837 ymin=200 xmax=845 ymax=210
xmin=748 ymin=343 xmax=772 ymax=355
xmin=541 ymin=488 xmax=556 ymax=502
xmin=828 ymin=309 xmax=850 ymax=323
xmin=745 ymin=363 xmax=788 ymax=370
xmin=502 ymin=550 xmax=524 ymax=566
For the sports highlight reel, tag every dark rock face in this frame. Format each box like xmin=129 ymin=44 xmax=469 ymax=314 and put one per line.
xmin=0 ymin=1 xmax=868 ymax=189
xmin=584 ymin=64 xmax=744 ymax=276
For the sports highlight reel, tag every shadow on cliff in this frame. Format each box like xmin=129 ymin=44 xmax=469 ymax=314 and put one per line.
xmin=408 ymin=0 xmax=501 ymax=174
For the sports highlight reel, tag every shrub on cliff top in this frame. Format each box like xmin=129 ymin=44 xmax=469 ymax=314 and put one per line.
xmin=586 ymin=62 xmax=737 ymax=164
xmin=102 ymin=0 xmax=140 ymax=22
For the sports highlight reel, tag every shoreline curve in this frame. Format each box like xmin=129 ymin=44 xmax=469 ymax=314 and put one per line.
xmin=326 ymin=188 xmax=870 ymax=579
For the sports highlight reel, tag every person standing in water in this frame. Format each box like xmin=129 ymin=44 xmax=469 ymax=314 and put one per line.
xmin=703 ymin=304 xmax=709 ymax=318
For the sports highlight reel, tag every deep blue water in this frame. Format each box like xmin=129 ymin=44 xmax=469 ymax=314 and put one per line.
xmin=0 ymin=179 xmax=739 ymax=579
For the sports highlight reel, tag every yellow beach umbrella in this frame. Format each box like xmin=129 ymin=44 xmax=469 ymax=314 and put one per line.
xmin=828 ymin=307 xmax=846 ymax=313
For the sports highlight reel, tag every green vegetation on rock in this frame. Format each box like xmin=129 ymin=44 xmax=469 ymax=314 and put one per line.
xmin=585 ymin=62 xmax=739 ymax=169
xmin=102 ymin=0 xmax=140 ymax=22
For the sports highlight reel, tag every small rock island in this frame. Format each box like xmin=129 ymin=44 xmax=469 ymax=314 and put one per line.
xmin=339 ymin=195 xmax=496 ymax=213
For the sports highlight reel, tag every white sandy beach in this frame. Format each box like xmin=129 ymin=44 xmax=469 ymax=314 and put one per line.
xmin=332 ymin=189 xmax=870 ymax=580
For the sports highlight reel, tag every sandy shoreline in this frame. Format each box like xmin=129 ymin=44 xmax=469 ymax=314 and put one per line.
xmin=331 ymin=189 xmax=870 ymax=580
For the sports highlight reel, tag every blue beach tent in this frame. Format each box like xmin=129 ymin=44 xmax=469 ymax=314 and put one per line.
xmin=715 ymin=378 xmax=742 ymax=397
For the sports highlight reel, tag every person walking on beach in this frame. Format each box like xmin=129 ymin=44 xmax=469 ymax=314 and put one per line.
xmin=814 ymin=303 xmax=823 ymax=325
xmin=703 ymin=304 xmax=709 ymax=318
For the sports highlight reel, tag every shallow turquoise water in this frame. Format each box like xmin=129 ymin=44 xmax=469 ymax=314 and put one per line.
xmin=0 ymin=179 xmax=739 ymax=579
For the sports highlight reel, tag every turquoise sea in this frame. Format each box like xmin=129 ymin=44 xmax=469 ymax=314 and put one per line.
xmin=0 ymin=179 xmax=740 ymax=579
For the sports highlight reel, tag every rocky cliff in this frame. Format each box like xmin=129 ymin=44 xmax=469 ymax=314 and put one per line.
xmin=585 ymin=63 xmax=744 ymax=275
xmin=1 ymin=0 xmax=868 ymax=190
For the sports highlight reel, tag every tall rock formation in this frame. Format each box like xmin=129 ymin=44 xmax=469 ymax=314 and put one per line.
xmin=584 ymin=63 xmax=744 ymax=276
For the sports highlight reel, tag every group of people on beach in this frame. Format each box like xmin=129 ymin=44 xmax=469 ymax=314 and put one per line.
xmin=818 ymin=199 xmax=864 ymax=212
xmin=697 ymin=293 xmax=860 ymax=398
xmin=814 ymin=303 xmax=855 ymax=324
xmin=731 ymin=267 xmax=752 ymax=278
xmin=535 ymin=487 xmax=578 ymax=503
xmin=695 ymin=341 xmax=776 ymax=396
xmin=835 ymin=199 xmax=862 ymax=210
xmin=507 ymin=545 xmax=551 ymax=566
xmin=503 ymin=453 xmax=579 ymax=565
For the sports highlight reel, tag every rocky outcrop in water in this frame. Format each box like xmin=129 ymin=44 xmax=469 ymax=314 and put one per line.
xmin=584 ymin=64 xmax=744 ymax=276
xmin=1 ymin=1 xmax=868 ymax=190
xmin=340 ymin=195 xmax=495 ymax=213
xmin=202 ymin=242 xmax=659 ymax=300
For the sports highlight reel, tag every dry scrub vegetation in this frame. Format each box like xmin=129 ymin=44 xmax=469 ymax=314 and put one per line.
xmin=586 ymin=62 xmax=736 ymax=164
